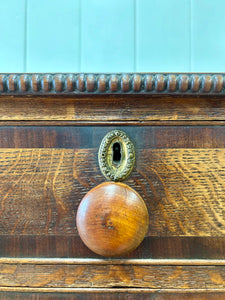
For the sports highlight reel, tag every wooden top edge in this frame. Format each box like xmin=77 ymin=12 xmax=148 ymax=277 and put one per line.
xmin=0 ymin=73 xmax=225 ymax=95
xmin=1 ymin=258 xmax=225 ymax=266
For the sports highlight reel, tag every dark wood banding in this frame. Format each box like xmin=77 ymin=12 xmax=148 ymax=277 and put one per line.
xmin=1 ymin=288 xmax=225 ymax=297
xmin=0 ymin=236 xmax=225 ymax=259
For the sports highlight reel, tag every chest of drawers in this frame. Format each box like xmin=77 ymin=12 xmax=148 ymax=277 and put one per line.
xmin=0 ymin=73 xmax=225 ymax=299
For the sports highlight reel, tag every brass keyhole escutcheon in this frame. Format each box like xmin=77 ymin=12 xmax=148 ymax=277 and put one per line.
xmin=98 ymin=130 xmax=135 ymax=181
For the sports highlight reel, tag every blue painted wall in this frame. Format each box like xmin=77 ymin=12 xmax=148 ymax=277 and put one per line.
xmin=0 ymin=0 xmax=224 ymax=73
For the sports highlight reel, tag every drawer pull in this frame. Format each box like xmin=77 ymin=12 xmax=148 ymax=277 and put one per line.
xmin=76 ymin=182 xmax=149 ymax=257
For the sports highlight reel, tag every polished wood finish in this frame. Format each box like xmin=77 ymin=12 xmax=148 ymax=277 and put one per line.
xmin=76 ymin=182 xmax=149 ymax=256
xmin=1 ymin=290 xmax=225 ymax=300
xmin=1 ymin=262 xmax=225 ymax=289
xmin=1 ymin=236 xmax=225 ymax=259
xmin=0 ymin=73 xmax=224 ymax=94
xmin=2 ymin=95 xmax=225 ymax=123
xmin=0 ymin=148 xmax=224 ymax=238
xmin=0 ymin=126 xmax=224 ymax=149
xmin=0 ymin=73 xmax=225 ymax=298
xmin=0 ymin=126 xmax=224 ymax=262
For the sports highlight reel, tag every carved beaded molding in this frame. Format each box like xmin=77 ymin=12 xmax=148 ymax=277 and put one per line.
xmin=0 ymin=73 xmax=225 ymax=94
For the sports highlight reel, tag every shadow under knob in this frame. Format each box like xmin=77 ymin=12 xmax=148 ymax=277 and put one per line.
xmin=76 ymin=182 xmax=149 ymax=257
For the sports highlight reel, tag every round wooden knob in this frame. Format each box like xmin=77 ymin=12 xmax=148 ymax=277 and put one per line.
xmin=76 ymin=182 xmax=149 ymax=257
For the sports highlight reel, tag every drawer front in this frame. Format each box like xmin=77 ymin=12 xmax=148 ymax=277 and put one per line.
xmin=0 ymin=126 xmax=225 ymax=260
xmin=1 ymin=72 xmax=225 ymax=297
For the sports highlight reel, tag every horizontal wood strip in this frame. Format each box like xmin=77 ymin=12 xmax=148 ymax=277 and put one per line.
xmin=0 ymin=148 xmax=225 ymax=237
xmin=0 ymin=236 xmax=224 ymax=259
xmin=3 ymin=120 xmax=225 ymax=126
xmin=1 ymin=257 xmax=225 ymax=266
xmin=1 ymin=289 xmax=225 ymax=300
xmin=1 ymin=287 xmax=225 ymax=294
xmin=0 ymin=126 xmax=224 ymax=148
xmin=0 ymin=264 xmax=225 ymax=288
xmin=2 ymin=95 xmax=225 ymax=121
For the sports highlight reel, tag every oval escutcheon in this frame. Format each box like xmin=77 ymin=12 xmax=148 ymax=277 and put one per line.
xmin=98 ymin=130 xmax=135 ymax=181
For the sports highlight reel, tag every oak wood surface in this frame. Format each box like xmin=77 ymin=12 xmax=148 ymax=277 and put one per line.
xmin=0 ymin=148 xmax=224 ymax=237
xmin=1 ymin=263 xmax=225 ymax=289
xmin=0 ymin=125 xmax=224 ymax=261
xmin=1 ymin=95 xmax=225 ymax=123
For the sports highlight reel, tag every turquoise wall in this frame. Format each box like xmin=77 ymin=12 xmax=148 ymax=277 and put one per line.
xmin=1 ymin=0 xmax=224 ymax=73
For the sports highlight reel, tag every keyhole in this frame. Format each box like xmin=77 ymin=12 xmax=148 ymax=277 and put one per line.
xmin=113 ymin=142 xmax=121 ymax=165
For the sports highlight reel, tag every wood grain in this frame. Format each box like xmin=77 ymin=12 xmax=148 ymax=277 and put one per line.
xmin=1 ymin=95 xmax=225 ymax=122
xmin=0 ymin=75 xmax=224 ymax=297
xmin=0 ymin=263 xmax=225 ymax=289
xmin=0 ymin=126 xmax=224 ymax=149
xmin=0 ymin=148 xmax=224 ymax=237
xmin=0 ymin=236 xmax=225 ymax=259
xmin=137 ymin=149 xmax=225 ymax=237
xmin=1 ymin=289 xmax=225 ymax=299
xmin=2 ymin=258 xmax=225 ymax=265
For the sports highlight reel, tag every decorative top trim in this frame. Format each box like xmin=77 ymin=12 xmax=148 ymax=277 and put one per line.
xmin=0 ymin=73 xmax=225 ymax=95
